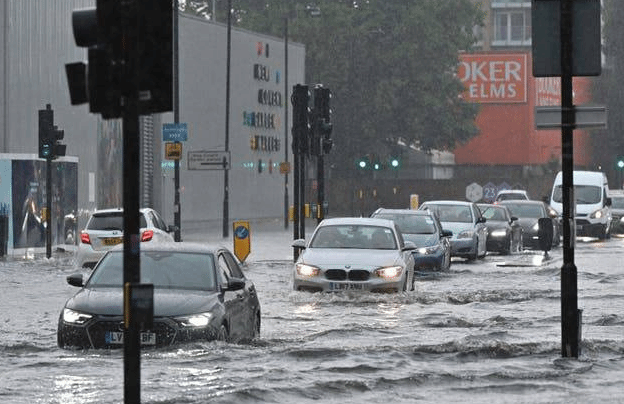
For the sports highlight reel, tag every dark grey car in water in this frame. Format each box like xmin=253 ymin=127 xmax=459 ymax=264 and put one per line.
xmin=58 ymin=243 xmax=261 ymax=349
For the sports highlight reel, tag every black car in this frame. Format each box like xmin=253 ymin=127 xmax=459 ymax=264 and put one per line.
xmin=499 ymin=200 xmax=560 ymax=250
xmin=371 ymin=208 xmax=452 ymax=271
xmin=477 ymin=203 xmax=523 ymax=254
xmin=58 ymin=242 xmax=261 ymax=349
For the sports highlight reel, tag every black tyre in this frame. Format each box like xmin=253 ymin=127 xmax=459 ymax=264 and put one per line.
xmin=217 ymin=323 xmax=228 ymax=342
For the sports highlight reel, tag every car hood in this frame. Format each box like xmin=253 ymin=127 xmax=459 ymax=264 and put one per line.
xmin=516 ymin=217 xmax=538 ymax=230
xmin=299 ymin=249 xmax=404 ymax=268
xmin=439 ymin=222 xmax=475 ymax=235
xmin=402 ymin=233 xmax=438 ymax=247
xmin=484 ymin=221 xmax=509 ymax=231
xmin=65 ymin=288 xmax=220 ymax=317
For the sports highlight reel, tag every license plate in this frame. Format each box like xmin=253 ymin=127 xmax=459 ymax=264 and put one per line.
xmin=329 ymin=282 xmax=363 ymax=291
xmin=105 ymin=331 xmax=156 ymax=345
xmin=102 ymin=237 xmax=122 ymax=246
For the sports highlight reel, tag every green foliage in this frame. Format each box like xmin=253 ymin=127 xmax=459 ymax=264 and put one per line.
xmin=183 ymin=0 xmax=483 ymax=169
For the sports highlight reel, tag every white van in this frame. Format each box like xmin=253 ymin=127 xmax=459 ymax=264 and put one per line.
xmin=550 ymin=171 xmax=612 ymax=239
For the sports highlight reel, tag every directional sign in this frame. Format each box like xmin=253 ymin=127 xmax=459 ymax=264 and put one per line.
xmin=233 ymin=221 xmax=251 ymax=262
xmin=163 ymin=123 xmax=188 ymax=142
xmin=535 ymin=106 xmax=607 ymax=130
xmin=187 ymin=150 xmax=230 ymax=170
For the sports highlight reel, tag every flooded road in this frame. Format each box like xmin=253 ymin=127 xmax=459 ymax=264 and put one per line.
xmin=1 ymin=234 xmax=622 ymax=403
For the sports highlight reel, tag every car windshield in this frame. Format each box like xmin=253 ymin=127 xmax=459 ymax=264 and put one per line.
xmin=552 ymin=185 xmax=601 ymax=204
xmin=504 ymin=204 xmax=544 ymax=219
xmin=310 ymin=225 xmax=397 ymax=250
xmin=425 ymin=205 xmax=473 ymax=223
xmin=88 ymin=212 xmax=147 ymax=231
xmin=497 ymin=193 xmax=526 ymax=201
xmin=480 ymin=206 xmax=507 ymax=221
xmin=374 ymin=213 xmax=436 ymax=235
xmin=87 ymin=251 xmax=217 ymax=290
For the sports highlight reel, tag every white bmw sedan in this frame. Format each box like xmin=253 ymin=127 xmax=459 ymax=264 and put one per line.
xmin=292 ymin=217 xmax=416 ymax=293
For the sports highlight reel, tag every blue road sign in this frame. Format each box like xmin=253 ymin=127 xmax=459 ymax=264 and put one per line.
xmin=163 ymin=123 xmax=188 ymax=142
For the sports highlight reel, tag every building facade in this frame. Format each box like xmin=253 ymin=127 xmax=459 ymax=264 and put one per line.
xmin=1 ymin=2 xmax=305 ymax=238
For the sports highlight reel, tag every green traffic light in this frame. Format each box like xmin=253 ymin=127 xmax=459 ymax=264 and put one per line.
xmin=358 ymin=160 xmax=367 ymax=169
xmin=373 ymin=163 xmax=381 ymax=170
xmin=619 ymin=160 xmax=624 ymax=169
xmin=390 ymin=159 xmax=399 ymax=168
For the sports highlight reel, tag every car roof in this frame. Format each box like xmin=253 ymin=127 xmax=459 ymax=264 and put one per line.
xmin=420 ymin=200 xmax=474 ymax=206
xmin=498 ymin=200 xmax=543 ymax=205
xmin=372 ymin=208 xmax=432 ymax=216
xmin=109 ymin=241 xmax=226 ymax=254
xmin=91 ymin=207 xmax=153 ymax=215
xmin=318 ymin=217 xmax=396 ymax=228
xmin=496 ymin=189 xmax=527 ymax=195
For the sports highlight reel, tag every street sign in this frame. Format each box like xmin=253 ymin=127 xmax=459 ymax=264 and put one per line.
xmin=233 ymin=221 xmax=251 ymax=262
xmin=164 ymin=142 xmax=182 ymax=160
xmin=535 ymin=106 xmax=607 ymax=129
xmin=465 ymin=182 xmax=483 ymax=202
xmin=279 ymin=161 xmax=291 ymax=174
xmin=162 ymin=123 xmax=188 ymax=142
xmin=187 ymin=150 xmax=230 ymax=170
xmin=532 ymin=0 xmax=601 ymax=77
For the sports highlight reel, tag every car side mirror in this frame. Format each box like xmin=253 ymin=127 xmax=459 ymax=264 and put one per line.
xmin=441 ymin=229 xmax=453 ymax=238
xmin=477 ymin=217 xmax=486 ymax=224
xmin=225 ymin=278 xmax=245 ymax=292
xmin=606 ymin=197 xmax=612 ymax=207
xmin=292 ymin=239 xmax=306 ymax=249
xmin=402 ymin=241 xmax=417 ymax=251
xmin=67 ymin=274 xmax=84 ymax=287
xmin=510 ymin=216 xmax=518 ymax=223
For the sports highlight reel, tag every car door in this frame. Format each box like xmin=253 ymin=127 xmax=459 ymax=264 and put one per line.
xmin=216 ymin=250 xmax=257 ymax=341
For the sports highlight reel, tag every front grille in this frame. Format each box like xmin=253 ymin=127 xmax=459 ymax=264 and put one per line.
xmin=87 ymin=319 xmax=177 ymax=348
xmin=325 ymin=269 xmax=370 ymax=281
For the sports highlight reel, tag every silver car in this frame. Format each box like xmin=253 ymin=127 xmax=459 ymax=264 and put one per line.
xmin=292 ymin=217 xmax=416 ymax=293
xmin=418 ymin=200 xmax=488 ymax=261
xmin=75 ymin=207 xmax=176 ymax=268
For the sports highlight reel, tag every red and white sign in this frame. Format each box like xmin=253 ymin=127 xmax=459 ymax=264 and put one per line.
xmin=458 ymin=53 xmax=527 ymax=103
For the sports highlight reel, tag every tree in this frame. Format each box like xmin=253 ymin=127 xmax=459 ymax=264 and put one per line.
xmin=183 ymin=1 xmax=483 ymax=172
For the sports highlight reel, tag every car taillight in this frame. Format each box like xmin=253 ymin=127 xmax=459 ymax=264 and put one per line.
xmin=80 ymin=232 xmax=91 ymax=244
xmin=141 ymin=230 xmax=154 ymax=242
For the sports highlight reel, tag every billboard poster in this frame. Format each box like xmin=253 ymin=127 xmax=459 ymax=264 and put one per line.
xmin=11 ymin=159 xmax=78 ymax=249
xmin=458 ymin=53 xmax=528 ymax=103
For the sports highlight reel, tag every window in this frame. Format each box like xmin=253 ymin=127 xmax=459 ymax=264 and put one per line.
xmin=492 ymin=8 xmax=531 ymax=46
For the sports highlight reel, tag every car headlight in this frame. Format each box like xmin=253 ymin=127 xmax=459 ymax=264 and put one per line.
xmin=374 ymin=266 xmax=403 ymax=279
xmin=532 ymin=223 xmax=539 ymax=231
xmin=62 ymin=308 xmax=93 ymax=325
xmin=176 ymin=312 xmax=214 ymax=327
xmin=457 ymin=230 xmax=474 ymax=239
xmin=590 ymin=209 xmax=603 ymax=219
xmin=620 ymin=217 xmax=624 ymax=223
xmin=490 ymin=229 xmax=507 ymax=238
xmin=295 ymin=263 xmax=320 ymax=277
xmin=417 ymin=245 xmax=439 ymax=255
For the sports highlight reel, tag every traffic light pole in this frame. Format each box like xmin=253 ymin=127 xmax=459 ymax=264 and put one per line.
xmin=560 ymin=0 xmax=579 ymax=358
xmin=45 ymin=157 xmax=52 ymax=258
xmin=122 ymin=6 xmax=142 ymax=403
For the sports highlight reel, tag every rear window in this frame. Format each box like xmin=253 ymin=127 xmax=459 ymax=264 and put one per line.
xmin=87 ymin=212 xmax=147 ymax=231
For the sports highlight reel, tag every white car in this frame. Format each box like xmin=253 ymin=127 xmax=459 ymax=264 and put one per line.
xmin=75 ymin=208 xmax=175 ymax=268
xmin=494 ymin=189 xmax=529 ymax=203
xmin=292 ymin=217 xmax=416 ymax=293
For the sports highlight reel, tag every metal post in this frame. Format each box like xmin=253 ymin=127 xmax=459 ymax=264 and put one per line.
xmin=284 ymin=17 xmax=289 ymax=229
xmin=223 ymin=0 xmax=231 ymax=238
xmin=317 ymin=153 xmax=324 ymax=225
xmin=46 ymin=157 xmax=52 ymax=258
xmin=560 ymin=0 xmax=579 ymax=358
xmin=173 ymin=0 xmax=181 ymax=242
xmin=122 ymin=4 xmax=142 ymax=403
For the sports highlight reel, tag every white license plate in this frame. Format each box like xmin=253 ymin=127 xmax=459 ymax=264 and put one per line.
xmin=329 ymin=282 xmax=363 ymax=291
xmin=105 ymin=331 xmax=156 ymax=345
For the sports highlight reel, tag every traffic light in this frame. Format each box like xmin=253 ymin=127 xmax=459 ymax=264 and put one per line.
xmin=389 ymin=156 xmax=401 ymax=169
xmin=38 ymin=106 xmax=54 ymax=159
xmin=38 ymin=104 xmax=66 ymax=160
xmin=66 ymin=1 xmax=172 ymax=118
xmin=313 ymin=86 xmax=332 ymax=155
xmin=616 ymin=156 xmax=624 ymax=170
xmin=291 ymin=84 xmax=311 ymax=155
xmin=356 ymin=156 xmax=370 ymax=169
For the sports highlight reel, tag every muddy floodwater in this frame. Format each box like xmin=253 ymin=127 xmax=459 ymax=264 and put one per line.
xmin=1 ymin=232 xmax=623 ymax=403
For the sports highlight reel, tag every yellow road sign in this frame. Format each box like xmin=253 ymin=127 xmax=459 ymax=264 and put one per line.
xmin=233 ymin=221 xmax=251 ymax=262
xmin=165 ymin=142 xmax=182 ymax=160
